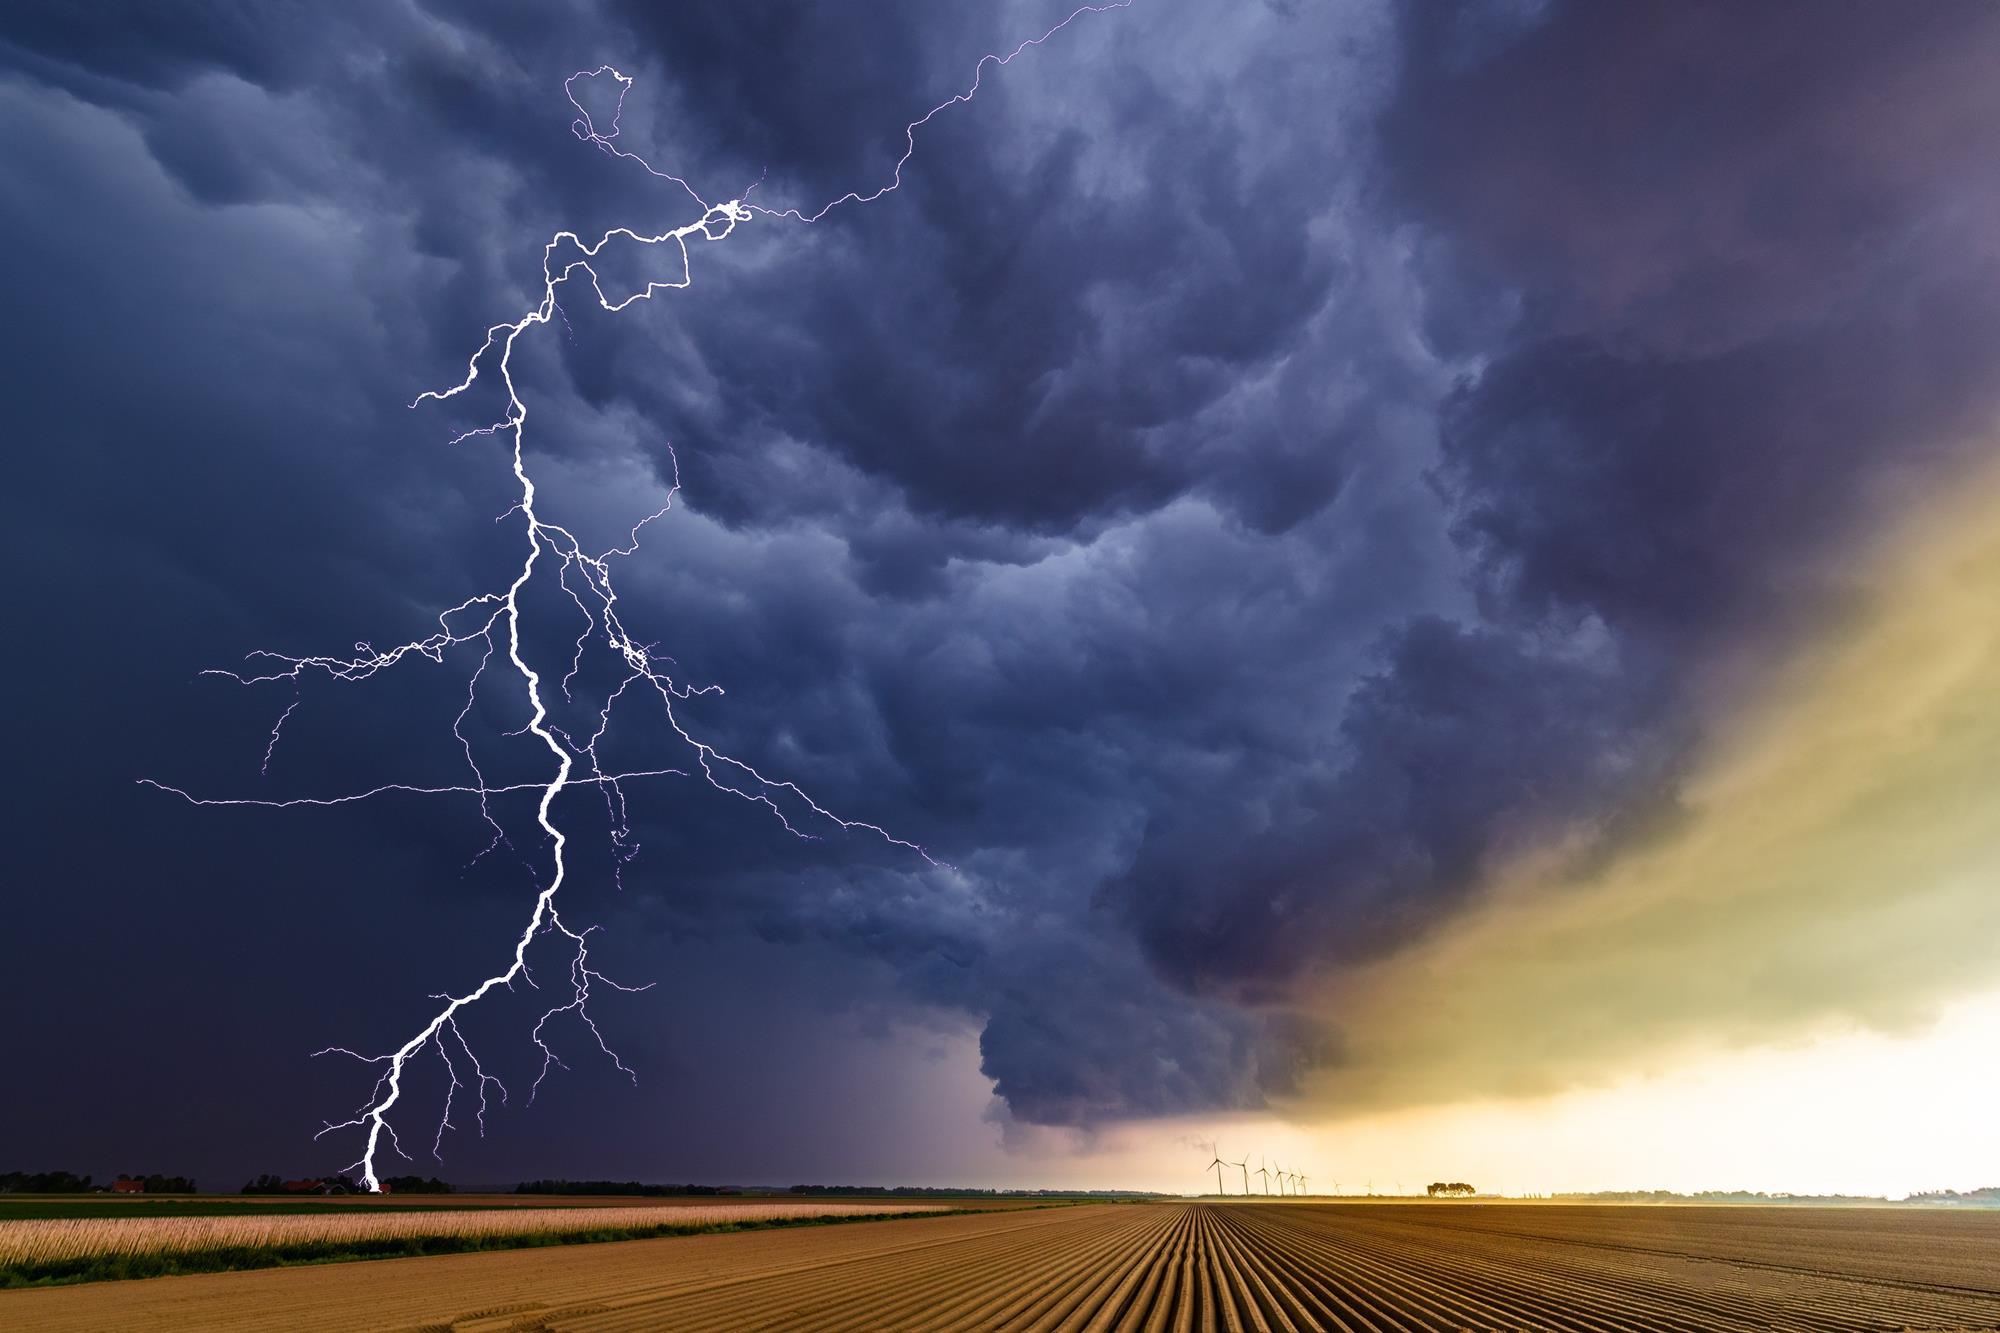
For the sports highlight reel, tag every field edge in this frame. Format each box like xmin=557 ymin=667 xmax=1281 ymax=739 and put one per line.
xmin=0 ymin=1202 xmax=1056 ymax=1291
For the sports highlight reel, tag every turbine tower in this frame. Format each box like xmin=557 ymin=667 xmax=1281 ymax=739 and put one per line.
xmin=1205 ymin=1148 xmax=1227 ymax=1196
xmin=1273 ymin=1162 xmax=1287 ymax=1197
xmin=1255 ymin=1157 xmax=1271 ymax=1196
xmin=1233 ymin=1159 xmax=1250 ymax=1194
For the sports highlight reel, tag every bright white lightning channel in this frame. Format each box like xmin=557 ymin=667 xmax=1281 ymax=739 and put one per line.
xmin=147 ymin=4 xmax=1127 ymax=1192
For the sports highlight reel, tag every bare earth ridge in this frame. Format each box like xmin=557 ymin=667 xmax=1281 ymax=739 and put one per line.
xmin=4 ymin=1202 xmax=1999 ymax=1331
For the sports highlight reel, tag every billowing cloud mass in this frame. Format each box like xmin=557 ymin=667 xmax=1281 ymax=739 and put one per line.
xmin=6 ymin=0 xmax=2000 ymax=1185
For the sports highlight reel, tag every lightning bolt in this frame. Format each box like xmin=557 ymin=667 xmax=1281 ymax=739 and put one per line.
xmin=146 ymin=4 xmax=1129 ymax=1192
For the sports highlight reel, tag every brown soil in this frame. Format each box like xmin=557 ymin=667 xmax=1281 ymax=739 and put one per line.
xmin=3 ymin=1201 xmax=1997 ymax=1331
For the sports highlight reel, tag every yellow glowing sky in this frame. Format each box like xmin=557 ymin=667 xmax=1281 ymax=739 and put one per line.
xmin=1282 ymin=446 xmax=2000 ymax=1193
xmin=965 ymin=984 xmax=2000 ymax=1197
xmin=960 ymin=447 xmax=2000 ymax=1196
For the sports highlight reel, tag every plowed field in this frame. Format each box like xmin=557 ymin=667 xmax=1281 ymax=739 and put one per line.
xmin=5 ymin=1201 xmax=1998 ymax=1331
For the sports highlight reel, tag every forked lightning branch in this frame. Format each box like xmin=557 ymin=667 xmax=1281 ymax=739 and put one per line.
xmin=144 ymin=4 xmax=1127 ymax=1192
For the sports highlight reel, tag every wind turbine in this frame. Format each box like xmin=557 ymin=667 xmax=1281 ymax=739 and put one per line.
xmin=1233 ymin=1159 xmax=1250 ymax=1194
xmin=1205 ymin=1148 xmax=1227 ymax=1196
xmin=1255 ymin=1157 xmax=1271 ymax=1196
xmin=1300 ymin=1174 xmax=1310 ymax=1196
xmin=1272 ymin=1162 xmax=1287 ymax=1197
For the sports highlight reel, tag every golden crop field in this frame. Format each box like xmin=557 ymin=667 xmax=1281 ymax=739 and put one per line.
xmin=6 ymin=1200 xmax=2000 ymax=1331
xmin=0 ymin=1199 xmax=952 ymax=1267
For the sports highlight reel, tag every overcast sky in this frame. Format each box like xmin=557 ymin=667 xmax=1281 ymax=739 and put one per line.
xmin=7 ymin=0 xmax=2000 ymax=1194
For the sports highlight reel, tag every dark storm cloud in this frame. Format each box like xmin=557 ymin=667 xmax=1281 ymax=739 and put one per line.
xmin=1100 ymin=0 xmax=2000 ymax=1072
xmin=9 ymin=0 xmax=2000 ymax=1185
xmin=1108 ymin=615 xmax=1682 ymax=998
xmin=560 ymin=1 xmax=1398 ymax=538
xmin=1389 ymin=1 xmax=2000 ymax=666
xmin=1387 ymin=3 xmax=2000 ymax=355
xmin=1387 ymin=2 xmax=2000 ymax=655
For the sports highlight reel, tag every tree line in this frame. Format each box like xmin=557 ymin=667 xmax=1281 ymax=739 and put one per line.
xmin=515 ymin=1180 xmax=732 ymax=1196
xmin=241 ymin=1174 xmax=453 ymax=1194
xmin=1 ymin=1170 xmax=196 ymax=1193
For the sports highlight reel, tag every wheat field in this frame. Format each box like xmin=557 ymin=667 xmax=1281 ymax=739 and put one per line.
xmin=0 ymin=1200 xmax=952 ymax=1266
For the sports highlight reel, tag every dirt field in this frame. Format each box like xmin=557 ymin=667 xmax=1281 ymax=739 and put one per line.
xmin=4 ymin=1201 xmax=1999 ymax=1331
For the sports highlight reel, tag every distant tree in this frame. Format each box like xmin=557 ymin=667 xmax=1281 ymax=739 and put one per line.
xmin=788 ymin=1185 xmax=1007 ymax=1198
xmin=382 ymin=1175 xmax=454 ymax=1194
xmin=242 ymin=1173 xmax=360 ymax=1194
xmin=0 ymin=1170 xmax=94 ymax=1193
xmin=1426 ymin=1181 xmax=1476 ymax=1197
xmin=516 ymin=1179 xmax=729 ymax=1196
